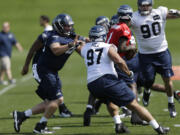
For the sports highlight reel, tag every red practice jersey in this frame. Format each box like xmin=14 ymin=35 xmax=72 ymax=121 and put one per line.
xmin=106 ymin=22 xmax=131 ymax=57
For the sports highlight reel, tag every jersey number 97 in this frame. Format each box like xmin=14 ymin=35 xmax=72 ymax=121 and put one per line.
xmin=87 ymin=48 xmax=103 ymax=66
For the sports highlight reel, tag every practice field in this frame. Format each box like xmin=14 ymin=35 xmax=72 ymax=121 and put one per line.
xmin=0 ymin=0 xmax=180 ymax=134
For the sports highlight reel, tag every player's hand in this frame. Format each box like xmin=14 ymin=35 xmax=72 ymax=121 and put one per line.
xmin=21 ymin=65 xmax=29 ymax=75
xmin=125 ymin=48 xmax=137 ymax=60
xmin=129 ymin=71 xmax=134 ymax=79
xmin=68 ymin=41 xmax=77 ymax=48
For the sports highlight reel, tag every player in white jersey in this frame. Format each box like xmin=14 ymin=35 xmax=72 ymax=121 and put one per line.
xmin=78 ymin=25 xmax=170 ymax=134
xmin=131 ymin=0 xmax=180 ymax=118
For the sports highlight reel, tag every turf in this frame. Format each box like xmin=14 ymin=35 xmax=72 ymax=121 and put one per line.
xmin=0 ymin=0 xmax=180 ymax=134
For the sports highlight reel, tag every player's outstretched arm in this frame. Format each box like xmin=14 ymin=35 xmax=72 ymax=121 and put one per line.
xmin=21 ymin=39 xmax=43 ymax=75
xmin=167 ymin=9 xmax=180 ymax=19
xmin=108 ymin=45 xmax=132 ymax=77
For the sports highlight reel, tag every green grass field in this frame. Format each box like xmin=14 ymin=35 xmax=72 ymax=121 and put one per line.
xmin=0 ymin=0 xmax=180 ymax=134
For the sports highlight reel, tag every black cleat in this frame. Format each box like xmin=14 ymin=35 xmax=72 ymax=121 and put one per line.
xmin=142 ymin=89 xmax=151 ymax=106
xmin=13 ymin=110 xmax=28 ymax=132
xmin=174 ymin=90 xmax=180 ymax=103
xmin=155 ymin=125 xmax=170 ymax=134
xmin=131 ymin=112 xmax=148 ymax=126
xmin=121 ymin=107 xmax=132 ymax=118
xmin=83 ymin=108 xmax=93 ymax=126
xmin=94 ymin=100 xmax=103 ymax=114
xmin=115 ymin=123 xmax=130 ymax=134
xmin=168 ymin=103 xmax=177 ymax=118
xmin=33 ymin=122 xmax=54 ymax=134
xmin=59 ymin=103 xmax=73 ymax=118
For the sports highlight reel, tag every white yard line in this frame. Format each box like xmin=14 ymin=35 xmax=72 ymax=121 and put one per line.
xmin=0 ymin=74 xmax=33 ymax=96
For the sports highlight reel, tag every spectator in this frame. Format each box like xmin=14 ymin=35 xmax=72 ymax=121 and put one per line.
xmin=0 ymin=22 xmax=23 ymax=85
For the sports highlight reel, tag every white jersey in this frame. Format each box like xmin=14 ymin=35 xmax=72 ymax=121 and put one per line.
xmin=81 ymin=42 xmax=118 ymax=83
xmin=131 ymin=6 xmax=168 ymax=54
xmin=44 ymin=25 xmax=53 ymax=31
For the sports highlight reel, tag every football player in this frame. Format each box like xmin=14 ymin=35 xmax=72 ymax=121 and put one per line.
xmin=79 ymin=25 xmax=170 ymax=134
xmin=106 ymin=5 xmax=147 ymax=125
xmin=13 ymin=13 xmax=81 ymax=134
xmin=131 ymin=0 xmax=180 ymax=117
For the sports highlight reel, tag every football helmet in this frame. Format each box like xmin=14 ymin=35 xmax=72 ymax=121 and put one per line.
xmin=117 ymin=5 xmax=133 ymax=21
xmin=138 ymin=0 xmax=153 ymax=15
xmin=95 ymin=16 xmax=110 ymax=33
xmin=89 ymin=25 xmax=107 ymax=42
xmin=52 ymin=13 xmax=74 ymax=36
xmin=110 ymin=14 xmax=119 ymax=26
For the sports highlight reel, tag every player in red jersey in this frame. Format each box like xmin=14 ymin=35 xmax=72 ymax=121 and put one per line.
xmin=106 ymin=5 xmax=148 ymax=125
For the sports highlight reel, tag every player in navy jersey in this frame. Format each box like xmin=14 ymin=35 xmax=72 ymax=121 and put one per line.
xmin=13 ymin=13 xmax=82 ymax=134
xmin=21 ymin=30 xmax=74 ymax=118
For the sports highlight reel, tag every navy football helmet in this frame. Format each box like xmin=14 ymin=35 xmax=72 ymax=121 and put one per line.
xmin=138 ymin=0 xmax=153 ymax=15
xmin=110 ymin=14 xmax=119 ymax=26
xmin=89 ymin=25 xmax=107 ymax=42
xmin=52 ymin=13 xmax=74 ymax=36
xmin=95 ymin=16 xmax=110 ymax=33
xmin=117 ymin=5 xmax=133 ymax=21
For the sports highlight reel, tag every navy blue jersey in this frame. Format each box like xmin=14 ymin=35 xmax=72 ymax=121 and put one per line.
xmin=32 ymin=30 xmax=53 ymax=64
xmin=0 ymin=31 xmax=17 ymax=57
xmin=37 ymin=32 xmax=75 ymax=71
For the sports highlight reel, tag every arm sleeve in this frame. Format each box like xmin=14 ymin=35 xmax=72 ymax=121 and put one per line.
xmin=158 ymin=6 xmax=168 ymax=20
xmin=46 ymin=36 xmax=59 ymax=48
xmin=11 ymin=34 xmax=17 ymax=45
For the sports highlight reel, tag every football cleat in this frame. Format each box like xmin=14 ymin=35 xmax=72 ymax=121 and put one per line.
xmin=121 ymin=107 xmax=132 ymax=118
xmin=155 ymin=125 xmax=170 ymax=134
xmin=13 ymin=110 xmax=27 ymax=132
xmin=131 ymin=112 xmax=148 ymax=125
xmin=94 ymin=100 xmax=103 ymax=114
xmin=174 ymin=90 xmax=180 ymax=103
xmin=33 ymin=122 xmax=54 ymax=134
xmin=83 ymin=108 xmax=93 ymax=126
xmin=59 ymin=104 xmax=72 ymax=118
xmin=168 ymin=103 xmax=177 ymax=118
xmin=115 ymin=123 xmax=130 ymax=134
xmin=142 ymin=89 xmax=151 ymax=106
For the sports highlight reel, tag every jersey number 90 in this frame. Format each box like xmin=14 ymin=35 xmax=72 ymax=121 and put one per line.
xmin=140 ymin=22 xmax=161 ymax=38
xmin=87 ymin=48 xmax=103 ymax=66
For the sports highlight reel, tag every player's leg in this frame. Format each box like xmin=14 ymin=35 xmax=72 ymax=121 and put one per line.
xmin=156 ymin=49 xmax=177 ymax=117
xmin=126 ymin=99 xmax=169 ymax=134
xmin=33 ymin=72 xmax=64 ymax=134
xmin=138 ymin=53 xmax=155 ymax=106
xmin=107 ymin=80 xmax=169 ymax=134
xmin=83 ymin=93 xmax=96 ymax=126
xmin=106 ymin=102 xmax=130 ymax=133
xmin=13 ymin=100 xmax=49 ymax=133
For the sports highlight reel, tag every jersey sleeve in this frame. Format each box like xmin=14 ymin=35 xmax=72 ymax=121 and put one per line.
xmin=80 ymin=45 xmax=86 ymax=58
xmin=158 ymin=6 xmax=168 ymax=20
xmin=46 ymin=35 xmax=59 ymax=48
xmin=11 ymin=34 xmax=17 ymax=45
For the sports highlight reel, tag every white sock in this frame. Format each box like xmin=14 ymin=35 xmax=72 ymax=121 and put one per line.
xmin=40 ymin=116 xmax=48 ymax=123
xmin=24 ymin=109 xmax=32 ymax=117
xmin=113 ymin=115 xmax=122 ymax=124
xmin=149 ymin=119 xmax=159 ymax=129
xmin=86 ymin=104 xmax=93 ymax=109
xmin=168 ymin=96 xmax=174 ymax=103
